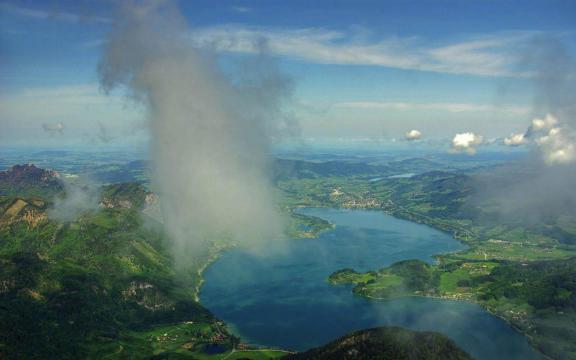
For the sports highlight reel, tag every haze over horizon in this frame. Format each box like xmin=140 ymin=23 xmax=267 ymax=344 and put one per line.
xmin=1 ymin=0 xmax=575 ymax=151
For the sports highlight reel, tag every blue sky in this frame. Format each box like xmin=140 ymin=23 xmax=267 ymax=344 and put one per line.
xmin=1 ymin=0 xmax=575 ymax=148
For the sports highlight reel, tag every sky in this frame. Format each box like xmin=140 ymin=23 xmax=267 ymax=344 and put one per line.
xmin=1 ymin=0 xmax=575 ymax=149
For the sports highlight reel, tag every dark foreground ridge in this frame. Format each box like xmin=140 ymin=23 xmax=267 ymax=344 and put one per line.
xmin=285 ymin=326 xmax=473 ymax=360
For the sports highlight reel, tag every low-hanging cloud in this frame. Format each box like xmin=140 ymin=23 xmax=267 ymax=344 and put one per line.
xmin=99 ymin=0 xmax=295 ymax=267
xmin=527 ymin=114 xmax=575 ymax=164
xmin=471 ymin=35 xmax=576 ymax=226
xmin=48 ymin=181 xmax=100 ymax=222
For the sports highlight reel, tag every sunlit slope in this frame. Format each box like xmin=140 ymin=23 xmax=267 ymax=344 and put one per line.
xmin=0 ymin=168 xmax=230 ymax=359
xmin=0 ymin=165 xmax=323 ymax=359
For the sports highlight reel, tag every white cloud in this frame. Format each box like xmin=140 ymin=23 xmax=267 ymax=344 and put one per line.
xmin=451 ymin=132 xmax=484 ymax=155
xmin=536 ymin=127 xmax=575 ymax=164
xmin=405 ymin=129 xmax=422 ymax=141
xmin=499 ymin=114 xmax=576 ymax=164
xmin=0 ymin=5 xmax=542 ymax=78
xmin=192 ymin=26 xmax=537 ymax=77
xmin=0 ymin=2 xmax=111 ymax=24
xmin=426 ymin=36 xmax=528 ymax=77
xmin=230 ymin=6 xmax=252 ymax=13
xmin=504 ymin=132 xmax=527 ymax=146
xmin=531 ymin=114 xmax=558 ymax=131
xmin=334 ymin=101 xmax=529 ymax=114
xmin=530 ymin=114 xmax=576 ymax=165
xmin=0 ymin=3 xmax=548 ymax=78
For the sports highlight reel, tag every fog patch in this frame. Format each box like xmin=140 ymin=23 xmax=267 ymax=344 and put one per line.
xmin=42 ymin=122 xmax=65 ymax=135
xmin=95 ymin=121 xmax=115 ymax=143
xmin=470 ymin=36 xmax=576 ymax=225
xmin=99 ymin=1 xmax=293 ymax=267
xmin=48 ymin=181 xmax=101 ymax=222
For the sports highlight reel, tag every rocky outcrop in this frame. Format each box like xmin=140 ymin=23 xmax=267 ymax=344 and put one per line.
xmin=0 ymin=164 xmax=63 ymax=198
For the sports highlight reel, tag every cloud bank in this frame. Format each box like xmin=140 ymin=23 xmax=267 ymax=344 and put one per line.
xmin=48 ymin=181 xmax=100 ymax=222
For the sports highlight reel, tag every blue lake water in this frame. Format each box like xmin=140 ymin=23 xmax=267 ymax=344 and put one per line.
xmin=200 ymin=208 xmax=543 ymax=360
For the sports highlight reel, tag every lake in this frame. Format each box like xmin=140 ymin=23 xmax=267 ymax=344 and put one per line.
xmin=200 ymin=208 xmax=542 ymax=360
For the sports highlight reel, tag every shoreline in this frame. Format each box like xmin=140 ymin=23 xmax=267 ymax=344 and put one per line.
xmin=192 ymin=244 xmax=235 ymax=302
xmin=358 ymin=291 xmax=551 ymax=360
xmin=311 ymin=202 xmax=553 ymax=360
xmin=323 ymin=202 xmax=554 ymax=360
xmin=195 ymin=205 xmax=551 ymax=359
xmin=192 ymin=207 xmax=333 ymax=302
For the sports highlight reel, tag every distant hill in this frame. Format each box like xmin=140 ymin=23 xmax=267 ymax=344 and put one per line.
xmin=87 ymin=160 xmax=150 ymax=184
xmin=285 ymin=326 xmax=473 ymax=360
xmin=100 ymin=182 xmax=151 ymax=210
xmin=0 ymin=164 xmax=64 ymax=199
xmin=387 ymin=158 xmax=446 ymax=174
xmin=82 ymin=157 xmax=453 ymax=185
xmin=273 ymin=159 xmax=390 ymax=180
xmin=386 ymin=169 xmax=576 ymax=244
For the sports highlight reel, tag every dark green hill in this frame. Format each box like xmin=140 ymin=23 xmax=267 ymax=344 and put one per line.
xmin=85 ymin=158 xmax=391 ymax=184
xmin=273 ymin=159 xmax=390 ymax=181
xmin=87 ymin=160 xmax=150 ymax=184
xmin=382 ymin=169 xmax=576 ymax=244
xmin=100 ymin=182 xmax=151 ymax=210
xmin=387 ymin=158 xmax=446 ymax=173
xmin=285 ymin=327 xmax=473 ymax=360
xmin=0 ymin=179 xmax=225 ymax=359
xmin=0 ymin=164 xmax=64 ymax=199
